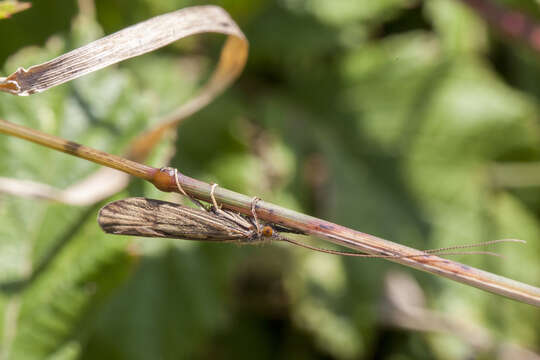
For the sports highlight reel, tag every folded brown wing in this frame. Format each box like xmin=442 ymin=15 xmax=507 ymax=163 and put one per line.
xmin=98 ymin=197 xmax=251 ymax=241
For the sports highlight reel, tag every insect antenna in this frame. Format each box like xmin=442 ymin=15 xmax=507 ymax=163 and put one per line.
xmin=272 ymin=233 xmax=524 ymax=259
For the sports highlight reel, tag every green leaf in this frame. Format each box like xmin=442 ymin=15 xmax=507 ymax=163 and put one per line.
xmin=0 ymin=11 xmax=206 ymax=359
xmin=425 ymin=0 xmax=488 ymax=55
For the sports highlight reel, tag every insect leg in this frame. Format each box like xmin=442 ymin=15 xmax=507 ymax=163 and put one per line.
xmin=209 ymin=183 xmax=249 ymax=226
xmin=173 ymin=168 xmax=206 ymax=210
xmin=250 ymin=197 xmax=262 ymax=235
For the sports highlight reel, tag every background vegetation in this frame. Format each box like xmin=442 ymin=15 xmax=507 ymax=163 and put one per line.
xmin=0 ymin=0 xmax=539 ymax=359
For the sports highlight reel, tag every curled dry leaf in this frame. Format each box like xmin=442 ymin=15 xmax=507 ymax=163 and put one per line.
xmin=0 ymin=5 xmax=248 ymax=204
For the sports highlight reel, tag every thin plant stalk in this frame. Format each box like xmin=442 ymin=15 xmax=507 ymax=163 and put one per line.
xmin=0 ymin=118 xmax=538 ymax=307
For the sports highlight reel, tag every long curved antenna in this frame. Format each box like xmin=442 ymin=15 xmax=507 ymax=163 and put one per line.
xmin=274 ymin=234 xmax=522 ymax=259
xmin=423 ymin=239 xmax=525 ymax=253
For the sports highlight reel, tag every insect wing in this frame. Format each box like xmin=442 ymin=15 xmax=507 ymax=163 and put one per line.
xmin=98 ymin=197 xmax=250 ymax=241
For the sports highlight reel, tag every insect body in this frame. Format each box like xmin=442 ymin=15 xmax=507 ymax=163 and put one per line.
xmin=98 ymin=197 xmax=276 ymax=243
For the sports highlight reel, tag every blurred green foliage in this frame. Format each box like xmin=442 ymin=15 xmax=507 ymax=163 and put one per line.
xmin=0 ymin=0 xmax=539 ymax=359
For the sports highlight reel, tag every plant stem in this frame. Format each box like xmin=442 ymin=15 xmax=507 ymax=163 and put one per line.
xmin=1 ymin=118 xmax=538 ymax=306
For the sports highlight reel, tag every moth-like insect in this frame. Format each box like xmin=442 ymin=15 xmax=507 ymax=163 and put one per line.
xmin=98 ymin=196 xmax=287 ymax=243
xmin=98 ymin=196 xmax=521 ymax=258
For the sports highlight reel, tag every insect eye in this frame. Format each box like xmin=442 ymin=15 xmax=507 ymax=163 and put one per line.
xmin=262 ymin=226 xmax=273 ymax=237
